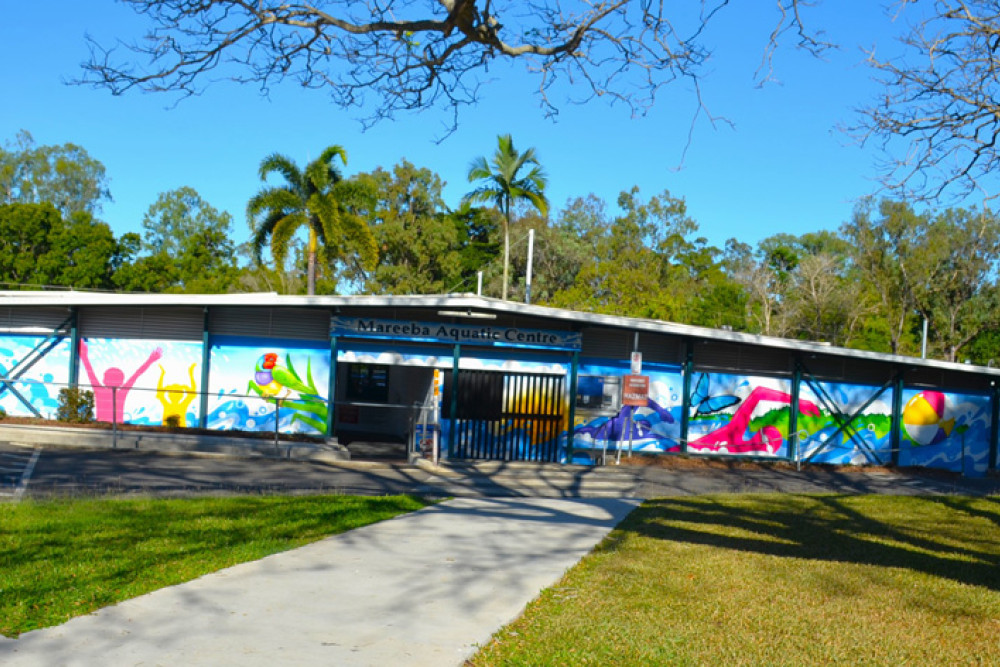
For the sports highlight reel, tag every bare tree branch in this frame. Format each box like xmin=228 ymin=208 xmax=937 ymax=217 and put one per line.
xmin=77 ymin=1 xmax=825 ymax=132
xmin=857 ymin=0 xmax=1000 ymax=201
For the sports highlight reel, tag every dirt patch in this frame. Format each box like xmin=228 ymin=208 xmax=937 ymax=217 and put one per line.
xmin=617 ymin=451 xmax=967 ymax=480
xmin=0 ymin=416 xmax=324 ymax=443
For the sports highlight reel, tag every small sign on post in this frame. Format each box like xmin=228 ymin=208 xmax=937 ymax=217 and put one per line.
xmin=622 ymin=374 xmax=649 ymax=407
xmin=630 ymin=351 xmax=642 ymax=375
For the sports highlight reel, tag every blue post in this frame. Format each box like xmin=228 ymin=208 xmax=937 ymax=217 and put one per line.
xmin=68 ymin=307 xmax=80 ymax=388
xmin=448 ymin=343 xmax=460 ymax=457
xmin=990 ymin=383 xmax=1000 ymax=473
xmin=680 ymin=340 xmax=694 ymax=454
xmin=788 ymin=363 xmax=801 ymax=464
xmin=890 ymin=373 xmax=904 ymax=467
xmin=566 ymin=350 xmax=580 ymax=464
xmin=198 ymin=307 xmax=211 ymax=429
xmin=327 ymin=336 xmax=338 ymax=439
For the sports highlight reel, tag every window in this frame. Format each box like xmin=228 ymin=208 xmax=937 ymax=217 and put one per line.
xmin=345 ymin=364 xmax=389 ymax=403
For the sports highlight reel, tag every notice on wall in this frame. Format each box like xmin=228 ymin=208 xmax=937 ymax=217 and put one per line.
xmin=630 ymin=351 xmax=642 ymax=375
xmin=622 ymin=374 xmax=649 ymax=407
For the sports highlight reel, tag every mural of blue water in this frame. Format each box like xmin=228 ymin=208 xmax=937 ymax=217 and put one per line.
xmin=206 ymin=399 xmax=323 ymax=435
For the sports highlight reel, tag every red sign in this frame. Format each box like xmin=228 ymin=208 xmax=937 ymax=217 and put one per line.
xmin=622 ymin=374 xmax=649 ymax=406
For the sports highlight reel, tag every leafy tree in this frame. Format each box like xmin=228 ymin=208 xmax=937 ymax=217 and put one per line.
xmin=352 ymin=160 xmax=460 ymax=294
xmin=501 ymin=211 xmax=588 ymax=304
xmin=782 ymin=252 xmax=867 ymax=346
xmin=465 ymin=134 xmax=548 ymax=300
xmin=743 ymin=230 xmax=876 ymax=346
xmin=231 ymin=240 xmax=308 ymax=295
xmin=0 ymin=203 xmax=126 ymax=290
xmin=343 ymin=162 xmax=503 ymax=295
xmin=548 ymin=188 xmax=711 ymax=320
xmin=841 ymin=199 xmax=932 ymax=355
xmin=449 ymin=202 xmax=502 ymax=291
xmin=247 ymin=146 xmax=376 ymax=295
xmin=0 ymin=130 xmax=111 ymax=218
xmin=725 ymin=239 xmax=784 ymax=336
xmin=915 ymin=207 xmax=1000 ymax=362
xmin=115 ymin=187 xmax=238 ymax=293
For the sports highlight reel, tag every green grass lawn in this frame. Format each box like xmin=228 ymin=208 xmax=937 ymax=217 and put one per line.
xmin=0 ymin=494 xmax=429 ymax=637
xmin=471 ymin=494 xmax=1000 ymax=666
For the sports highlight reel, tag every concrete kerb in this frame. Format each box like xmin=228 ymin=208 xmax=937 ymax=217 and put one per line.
xmin=0 ymin=423 xmax=351 ymax=465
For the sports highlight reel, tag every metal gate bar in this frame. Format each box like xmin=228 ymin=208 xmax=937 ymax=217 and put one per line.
xmin=450 ymin=369 xmax=565 ymax=462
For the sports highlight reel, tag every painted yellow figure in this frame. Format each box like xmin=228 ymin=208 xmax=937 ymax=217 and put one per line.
xmin=156 ymin=363 xmax=198 ymax=426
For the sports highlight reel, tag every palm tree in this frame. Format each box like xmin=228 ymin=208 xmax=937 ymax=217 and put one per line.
xmin=247 ymin=145 xmax=375 ymax=295
xmin=464 ymin=134 xmax=548 ymax=300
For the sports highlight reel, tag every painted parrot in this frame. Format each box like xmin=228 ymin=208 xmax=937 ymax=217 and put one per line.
xmin=252 ymin=352 xmax=314 ymax=397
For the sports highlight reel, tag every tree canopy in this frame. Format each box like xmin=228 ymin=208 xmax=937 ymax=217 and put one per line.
xmin=0 ymin=203 xmax=128 ymax=290
xmin=0 ymin=130 xmax=111 ymax=218
xmin=114 ymin=187 xmax=239 ymax=293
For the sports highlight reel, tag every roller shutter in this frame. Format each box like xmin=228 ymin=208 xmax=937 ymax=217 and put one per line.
xmin=637 ymin=333 xmax=681 ymax=365
xmin=581 ymin=327 xmax=629 ymax=359
xmin=209 ymin=307 xmax=330 ymax=341
xmin=79 ymin=307 xmax=204 ymax=341
xmin=0 ymin=307 xmax=73 ymax=334
xmin=696 ymin=340 xmax=792 ymax=374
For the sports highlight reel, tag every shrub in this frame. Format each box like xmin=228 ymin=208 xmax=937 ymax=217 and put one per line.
xmin=57 ymin=387 xmax=95 ymax=424
xmin=0 ymin=406 xmax=6 ymax=420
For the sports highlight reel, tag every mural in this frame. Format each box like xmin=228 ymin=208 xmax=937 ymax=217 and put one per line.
xmin=0 ymin=334 xmax=71 ymax=419
xmin=79 ymin=338 xmax=203 ymax=426
xmin=796 ymin=381 xmax=893 ymax=466
xmin=570 ymin=360 xmax=683 ymax=463
xmin=208 ymin=336 xmax=330 ymax=435
xmin=157 ymin=363 xmax=198 ymax=426
xmin=1 ymin=328 xmax=994 ymax=476
xmin=898 ymin=388 xmax=991 ymax=475
xmin=686 ymin=373 xmax=816 ymax=457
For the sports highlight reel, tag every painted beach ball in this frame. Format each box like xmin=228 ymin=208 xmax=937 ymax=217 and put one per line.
xmin=902 ymin=390 xmax=954 ymax=446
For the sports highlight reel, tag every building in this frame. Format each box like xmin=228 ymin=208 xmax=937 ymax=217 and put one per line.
xmin=1 ymin=291 xmax=997 ymax=475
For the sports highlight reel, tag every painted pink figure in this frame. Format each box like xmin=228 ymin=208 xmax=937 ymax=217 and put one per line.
xmin=691 ymin=387 xmax=820 ymax=454
xmin=79 ymin=340 xmax=163 ymax=423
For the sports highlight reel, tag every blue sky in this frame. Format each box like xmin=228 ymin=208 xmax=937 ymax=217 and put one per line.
xmin=2 ymin=1 xmax=913 ymax=251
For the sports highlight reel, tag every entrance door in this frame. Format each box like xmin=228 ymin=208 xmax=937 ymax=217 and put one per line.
xmin=446 ymin=369 xmax=566 ymax=462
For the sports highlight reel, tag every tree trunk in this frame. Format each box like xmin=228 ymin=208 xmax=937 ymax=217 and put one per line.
xmin=501 ymin=206 xmax=510 ymax=301
xmin=307 ymin=227 xmax=317 ymax=296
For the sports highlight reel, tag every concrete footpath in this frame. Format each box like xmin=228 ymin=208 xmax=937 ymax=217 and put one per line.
xmin=0 ymin=497 xmax=640 ymax=666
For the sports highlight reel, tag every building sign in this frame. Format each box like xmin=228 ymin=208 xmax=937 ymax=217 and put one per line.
xmin=622 ymin=374 xmax=649 ymax=407
xmin=330 ymin=316 xmax=582 ymax=350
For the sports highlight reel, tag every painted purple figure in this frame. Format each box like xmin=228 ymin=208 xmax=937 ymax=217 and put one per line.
xmin=576 ymin=398 xmax=676 ymax=442
xmin=79 ymin=340 xmax=162 ymax=423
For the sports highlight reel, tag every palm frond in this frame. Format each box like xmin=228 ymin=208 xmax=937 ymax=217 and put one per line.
xmin=269 ymin=212 xmax=307 ymax=268
xmin=247 ymin=187 xmax=301 ymax=223
xmin=250 ymin=209 xmax=289 ymax=263
xmin=257 ymin=153 xmax=302 ymax=188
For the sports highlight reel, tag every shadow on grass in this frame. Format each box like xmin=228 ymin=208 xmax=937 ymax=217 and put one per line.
xmin=599 ymin=494 xmax=1000 ymax=591
xmin=0 ymin=494 xmax=430 ymax=636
